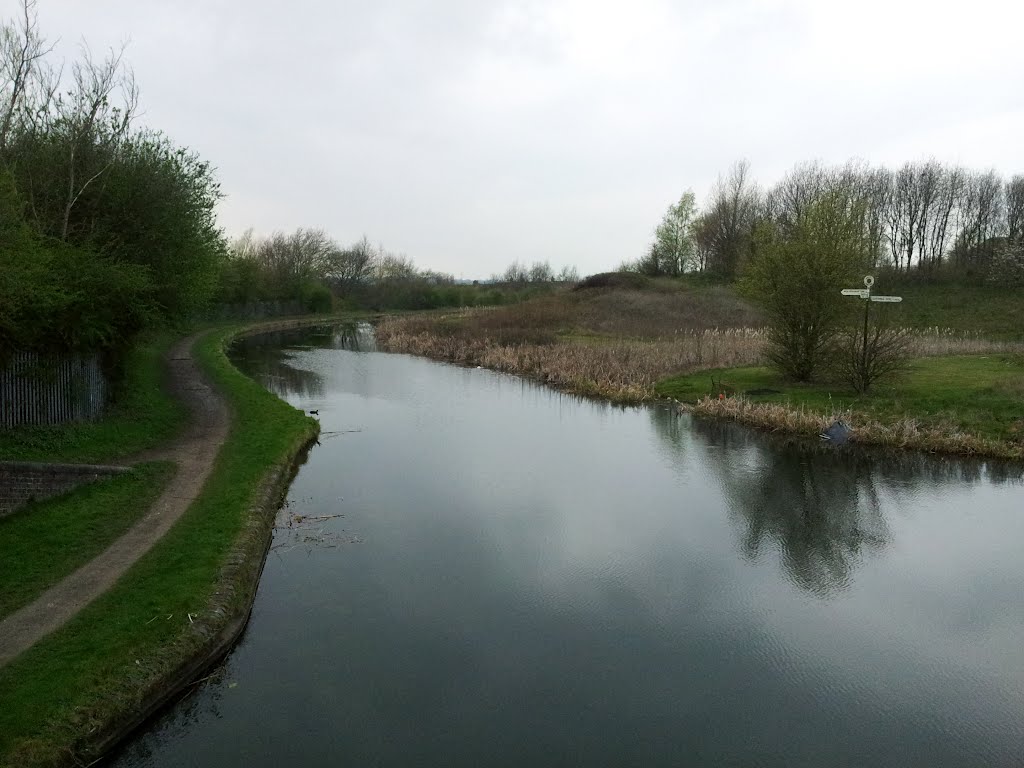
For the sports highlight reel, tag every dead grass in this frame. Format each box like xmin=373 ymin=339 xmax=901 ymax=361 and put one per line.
xmin=375 ymin=285 xmax=1024 ymax=406
xmin=374 ymin=285 xmax=768 ymax=401
xmin=906 ymin=328 xmax=1024 ymax=357
xmin=573 ymin=286 xmax=763 ymax=338
xmin=377 ymin=320 xmax=766 ymax=402
xmin=689 ymin=396 xmax=1023 ymax=460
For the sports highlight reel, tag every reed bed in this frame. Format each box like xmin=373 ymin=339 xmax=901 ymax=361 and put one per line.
xmin=376 ymin=319 xmax=767 ymax=402
xmin=689 ymin=396 xmax=1024 ymax=460
xmin=377 ymin=307 xmax=1024 ymax=405
xmin=906 ymin=328 xmax=1024 ymax=357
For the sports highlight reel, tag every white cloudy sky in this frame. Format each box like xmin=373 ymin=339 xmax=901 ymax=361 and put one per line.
xmin=29 ymin=0 xmax=1024 ymax=278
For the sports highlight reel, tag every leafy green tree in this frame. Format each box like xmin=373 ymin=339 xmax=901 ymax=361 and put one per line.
xmin=0 ymin=171 xmax=152 ymax=357
xmin=745 ymin=190 xmax=872 ymax=381
xmin=0 ymin=2 xmax=228 ymax=346
xmin=85 ymin=132 xmax=226 ymax=318
xmin=650 ymin=190 xmax=697 ymax=276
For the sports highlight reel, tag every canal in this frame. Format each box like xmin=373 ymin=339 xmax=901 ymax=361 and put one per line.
xmin=111 ymin=324 xmax=1024 ymax=767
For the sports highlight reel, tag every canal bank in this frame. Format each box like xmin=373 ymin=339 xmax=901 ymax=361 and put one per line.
xmin=0 ymin=321 xmax=327 ymax=768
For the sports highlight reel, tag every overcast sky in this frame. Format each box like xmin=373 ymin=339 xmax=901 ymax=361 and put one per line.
xmin=29 ymin=0 xmax=1024 ymax=278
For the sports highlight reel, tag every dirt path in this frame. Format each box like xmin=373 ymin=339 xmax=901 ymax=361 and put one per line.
xmin=0 ymin=333 xmax=229 ymax=667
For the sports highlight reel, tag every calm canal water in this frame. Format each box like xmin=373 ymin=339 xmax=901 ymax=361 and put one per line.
xmin=111 ymin=325 xmax=1024 ymax=767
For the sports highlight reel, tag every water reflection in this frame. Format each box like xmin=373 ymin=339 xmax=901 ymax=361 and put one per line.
xmin=230 ymin=323 xmax=376 ymax=399
xmin=650 ymin=409 xmax=1022 ymax=597
xmin=110 ymin=330 xmax=1024 ymax=768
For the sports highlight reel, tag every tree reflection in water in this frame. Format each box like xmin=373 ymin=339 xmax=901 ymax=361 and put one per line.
xmin=228 ymin=323 xmax=375 ymax=400
xmin=650 ymin=408 xmax=1021 ymax=597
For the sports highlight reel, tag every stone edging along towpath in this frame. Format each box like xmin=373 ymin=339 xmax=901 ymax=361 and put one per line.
xmin=79 ymin=321 xmax=327 ymax=761
xmin=0 ymin=333 xmax=229 ymax=667
xmin=0 ymin=319 xmax=329 ymax=765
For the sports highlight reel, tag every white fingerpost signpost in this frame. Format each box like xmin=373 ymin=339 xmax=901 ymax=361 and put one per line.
xmin=841 ymin=275 xmax=902 ymax=384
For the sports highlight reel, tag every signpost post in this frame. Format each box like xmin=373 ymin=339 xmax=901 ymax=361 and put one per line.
xmin=840 ymin=275 xmax=903 ymax=386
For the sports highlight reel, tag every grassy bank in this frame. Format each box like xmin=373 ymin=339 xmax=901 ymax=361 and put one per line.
xmin=656 ymin=355 xmax=1024 ymax=458
xmin=376 ymin=278 xmax=1023 ymax=403
xmin=0 ymin=326 xmax=318 ymax=768
xmin=0 ymin=463 xmax=175 ymax=621
xmin=884 ymin=280 xmax=1024 ymax=339
xmin=0 ymin=335 xmax=186 ymax=463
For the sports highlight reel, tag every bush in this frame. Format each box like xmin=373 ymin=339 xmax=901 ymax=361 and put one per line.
xmin=575 ymin=272 xmax=651 ymax=291
xmin=988 ymin=241 xmax=1024 ymax=287
xmin=0 ymin=178 xmax=155 ymax=357
xmin=835 ymin=319 xmax=911 ymax=394
xmin=300 ymin=281 xmax=333 ymax=314
xmin=744 ymin=192 xmax=871 ymax=381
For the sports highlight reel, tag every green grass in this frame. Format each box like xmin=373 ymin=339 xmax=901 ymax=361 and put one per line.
xmin=881 ymin=280 xmax=1023 ymax=339
xmin=0 ymin=326 xmax=317 ymax=767
xmin=0 ymin=334 xmax=187 ymax=463
xmin=0 ymin=463 xmax=175 ymax=621
xmin=656 ymin=354 xmax=1024 ymax=444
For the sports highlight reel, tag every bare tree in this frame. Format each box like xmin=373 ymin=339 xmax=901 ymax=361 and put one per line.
xmin=328 ymin=235 xmax=377 ymax=296
xmin=838 ymin=314 xmax=911 ymax=394
xmin=250 ymin=228 xmax=336 ymax=291
xmin=1005 ymin=175 xmax=1024 ymax=244
xmin=55 ymin=46 xmax=138 ymax=239
xmin=882 ymin=160 xmax=964 ymax=273
xmin=700 ymin=159 xmax=761 ymax=277
xmin=556 ymin=264 xmax=580 ymax=282
xmin=691 ymin=211 xmax=714 ymax=272
xmin=766 ymin=160 xmax=831 ymax=232
xmin=375 ymin=249 xmax=418 ymax=281
xmin=500 ymin=260 xmax=529 ymax=283
xmin=953 ymin=170 xmax=1005 ymax=271
xmin=886 ymin=162 xmax=924 ymax=272
xmin=229 ymin=228 xmax=259 ymax=261
xmin=0 ymin=0 xmax=53 ymax=153
xmin=854 ymin=163 xmax=892 ymax=268
xmin=2 ymin=33 xmax=139 ymax=241
xmin=919 ymin=162 xmax=964 ymax=272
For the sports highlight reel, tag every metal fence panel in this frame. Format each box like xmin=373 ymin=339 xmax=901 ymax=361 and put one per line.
xmin=0 ymin=352 xmax=107 ymax=429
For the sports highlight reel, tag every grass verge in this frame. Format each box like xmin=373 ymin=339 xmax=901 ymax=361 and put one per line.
xmin=0 ymin=463 xmax=175 ymax=621
xmin=0 ymin=335 xmax=186 ymax=463
xmin=0 ymin=325 xmax=318 ymax=768
xmin=885 ymin=281 xmax=1024 ymax=339
xmin=656 ymin=355 xmax=1024 ymax=458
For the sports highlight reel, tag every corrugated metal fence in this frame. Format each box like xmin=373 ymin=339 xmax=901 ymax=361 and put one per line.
xmin=0 ymin=352 xmax=107 ymax=429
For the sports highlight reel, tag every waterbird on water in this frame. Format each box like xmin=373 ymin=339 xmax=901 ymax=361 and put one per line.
xmin=309 ymin=409 xmax=319 ymax=415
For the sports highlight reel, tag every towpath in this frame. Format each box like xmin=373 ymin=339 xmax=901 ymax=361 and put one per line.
xmin=0 ymin=333 xmax=229 ymax=666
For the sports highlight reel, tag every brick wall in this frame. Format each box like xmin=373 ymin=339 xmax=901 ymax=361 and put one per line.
xmin=0 ymin=461 xmax=129 ymax=518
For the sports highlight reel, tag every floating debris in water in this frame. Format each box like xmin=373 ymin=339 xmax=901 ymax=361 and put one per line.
xmin=820 ymin=420 xmax=852 ymax=445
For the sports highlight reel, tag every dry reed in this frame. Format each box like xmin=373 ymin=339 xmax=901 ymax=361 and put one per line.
xmin=378 ymin=312 xmax=1024 ymax=402
xmin=906 ymin=328 xmax=1024 ymax=357
xmin=376 ymin=318 xmax=767 ymax=402
xmin=689 ymin=396 xmax=1024 ymax=460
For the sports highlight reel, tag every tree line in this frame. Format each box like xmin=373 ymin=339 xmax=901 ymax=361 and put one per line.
xmin=0 ymin=1 xmax=225 ymax=360
xmin=2 ymin=2 xmax=568 ymax=362
xmin=639 ymin=159 xmax=1024 ymax=283
xmin=638 ymin=158 xmax=1024 ymax=391
xmin=219 ymin=229 xmax=568 ymax=312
